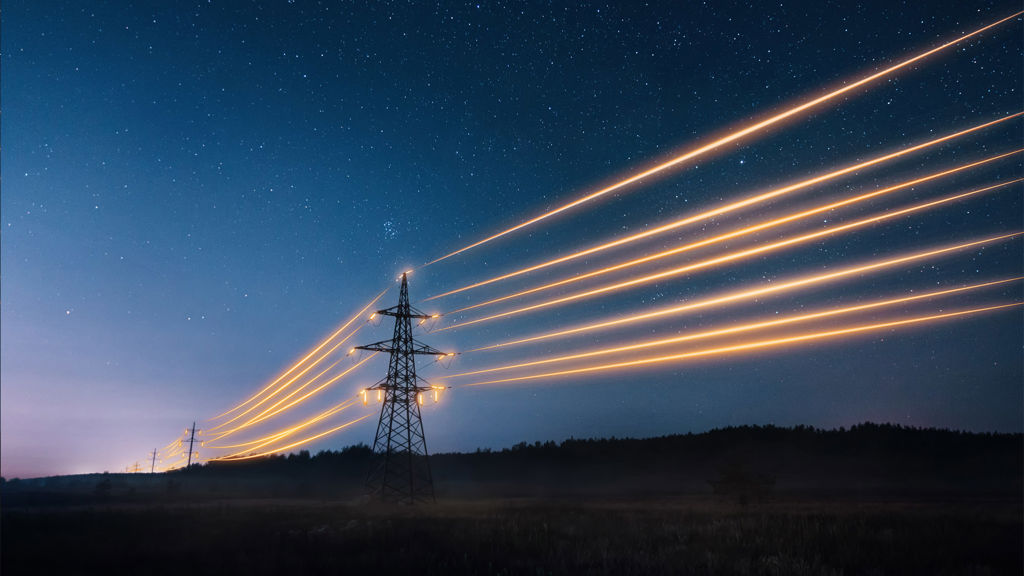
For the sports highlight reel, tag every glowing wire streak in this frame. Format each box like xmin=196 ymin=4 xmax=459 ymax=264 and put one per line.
xmin=217 ymin=414 xmax=374 ymax=461
xmin=161 ymin=451 xmax=186 ymax=472
xmin=439 ymin=179 xmax=1021 ymax=331
xmin=160 ymin=437 xmax=182 ymax=452
xmin=209 ymin=292 xmax=385 ymax=422
xmin=448 ymin=277 xmax=1022 ymax=378
xmin=209 ymin=323 xmax=367 ymax=432
xmin=163 ymin=439 xmax=185 ymax=455
xmin=456 ymin=303 xmax=1022 ymax=387
xmin=208 ymin=359 xmax=346 ymax=441
xmin=209 ymin=353 xmax=379 ymax=441
xmin=466 ymin=232 xmax=1023 ymax=352
xmin=209 ymin=287 xmax=388 ymax=421
xmin=207 ymin=396 xmax=361 ymax=451
xmin=447 ymin=150 xmax=1023 ymax=314
xmin=421 ymin=11 xmax=1022 ymax=269
xmin=215 ymin=402 xmax=360 ymax=458
xmin=427 ymin=114 xmax=1021 ymax=301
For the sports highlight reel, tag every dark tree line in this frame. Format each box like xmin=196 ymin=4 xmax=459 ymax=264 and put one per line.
xmin=3 ymin=423 xmax=1019 ymax=502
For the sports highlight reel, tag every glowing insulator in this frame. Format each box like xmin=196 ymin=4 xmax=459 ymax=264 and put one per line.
xmin=361 ymin=390 xmax=368 ymax=405
xmin=377 ymin=389 xmax=383 ymax=402
xmin=433 ymin=389 xmax=439 ymax=403
xmin=417 ymin=393 xmax=424 ymax=405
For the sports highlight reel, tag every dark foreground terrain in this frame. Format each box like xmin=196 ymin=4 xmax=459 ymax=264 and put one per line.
xmin=3 ymin=424 xmax=1021 ymax=575
xmin=3 ymin=497 xmax=1021 ymax=575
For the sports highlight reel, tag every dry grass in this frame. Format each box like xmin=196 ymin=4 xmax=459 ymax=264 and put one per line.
xmin=3 ymin=496 xmax=1020 ymax=575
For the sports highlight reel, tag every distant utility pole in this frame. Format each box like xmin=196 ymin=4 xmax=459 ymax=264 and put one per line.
xmin=185 ymin=421 xmax=199 ymax=468
xmin=355 ymin=273 xmax=449 ymax=504
xmin=150 ymin=449 xmax=158 ymax=473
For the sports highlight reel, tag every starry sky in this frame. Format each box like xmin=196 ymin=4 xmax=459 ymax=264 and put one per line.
xmin=2 ymin=1 xmax=1022 ymax=478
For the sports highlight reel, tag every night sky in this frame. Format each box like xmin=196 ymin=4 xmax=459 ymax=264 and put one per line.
xmin=2 ymin=1 xmax=1021 ymax=478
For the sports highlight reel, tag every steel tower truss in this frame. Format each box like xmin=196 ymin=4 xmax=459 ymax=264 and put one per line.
xmin=355 ymin=273 xmax=446 ymax=504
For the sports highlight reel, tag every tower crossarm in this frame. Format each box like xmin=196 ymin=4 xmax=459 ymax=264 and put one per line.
xmin=375 ymin=305 xmax=433 ymax=320
xmin=367 ymin=379 xmax=435 ymax=393
xmin=354 ymin=341 xmax=449 ymax=356
xmin=412 ymin=342 xmax=447 ymax=356
xmin=354 ymin=340 xmax=394 ymax=353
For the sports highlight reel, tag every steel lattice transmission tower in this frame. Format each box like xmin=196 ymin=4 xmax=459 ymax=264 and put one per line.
xmin=355 ymin=273 xmax=448 ymax=504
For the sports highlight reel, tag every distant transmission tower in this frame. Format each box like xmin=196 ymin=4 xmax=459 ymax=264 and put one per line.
xmin=185 ymin=421 xmax=199 ymax=468
xmin=355 ymin=273 xmax=448 ymax=504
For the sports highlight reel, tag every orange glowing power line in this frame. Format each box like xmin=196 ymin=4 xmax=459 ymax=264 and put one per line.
xmin=447 ymin=277 xmax=1022 ymax=379
xmin=209 ymin=287 xmax=388 ymax=421
xmin=466 ymin=232 xmax=1023 ymax=352
xmin=212 ymin=398 xmax=363 ymax=457
xmin=439 ymin=179 xmax=1021 ymax=332
xmin=427 ymin=113 xmax=1021 ymax=302
xmin=457 ymin=303 xmax=1022 ymax=387
xmin=421 ymin=11 xmax=1022 ymax=269
xmin=210 ymin=353 xmax=378 ymax=441
xmin=447 ymin=150 xmax=1023 ymax=315
xmin=207 ymin=396 xmax=361 ymax=451
xmin=217 ymin=414 xmax=374 ymax=461
xmin=161 ymin=437 xmax=182 ymax=452
xmin=208 ymin=323 xmax=367 ymax=432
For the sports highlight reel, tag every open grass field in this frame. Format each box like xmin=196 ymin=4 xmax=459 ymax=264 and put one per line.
xmin=5 ymin=426 xmax=1020 ymax=574
xmin=3 ymin=496 xmax=1020 ymax=575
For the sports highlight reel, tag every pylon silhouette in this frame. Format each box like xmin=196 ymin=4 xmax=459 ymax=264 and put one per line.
xmin=355 ymin=273 xmax=448 ymax=504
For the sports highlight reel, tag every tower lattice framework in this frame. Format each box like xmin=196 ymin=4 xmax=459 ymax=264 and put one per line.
xmin=355 ymin=273 xmax=446 ymax=504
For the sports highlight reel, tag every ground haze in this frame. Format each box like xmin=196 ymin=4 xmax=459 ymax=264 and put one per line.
xmin=2 ymin=424 xmax=1021 ymax=575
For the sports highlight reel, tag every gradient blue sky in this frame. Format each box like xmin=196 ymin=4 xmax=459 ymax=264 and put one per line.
xmin=2 ymin=1 xmax=1021 ymax=478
